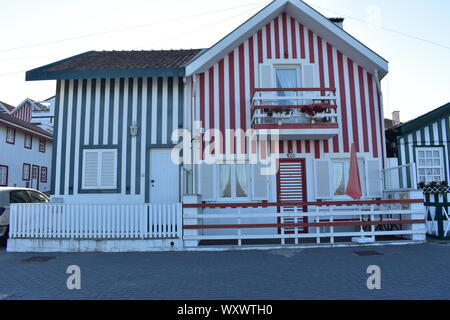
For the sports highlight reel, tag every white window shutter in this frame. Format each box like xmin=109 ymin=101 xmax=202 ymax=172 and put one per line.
xmin=302 ymin=64 xmax=315 ymax=88
xmin=315 ymin=159 xmax=332 ymax=199
xmin=365 ymin=159 xmax=383 ymax=198
xmin=101 ymin=151 xmax=116 ymax=188
xmin=84 ymin=151 xmax=98 ymax=187
xmin=251 ymin=164 xmax=269 ymax=200
xmin=259 ymin=64 xmax=272 ymax=88
xmin=200 ymin=163 xmax=215 ymax=201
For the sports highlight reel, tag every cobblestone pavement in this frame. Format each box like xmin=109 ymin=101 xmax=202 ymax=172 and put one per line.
xmin=1 ymin=242 xmax=450 ymax=300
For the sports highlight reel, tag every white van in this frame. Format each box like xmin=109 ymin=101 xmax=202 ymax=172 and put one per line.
xmin=0 ymin=187 xmax=50 ymax=239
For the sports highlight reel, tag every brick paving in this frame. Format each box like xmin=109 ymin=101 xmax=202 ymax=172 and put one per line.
xmin=0 ymin=242 xmax=449 ymax=300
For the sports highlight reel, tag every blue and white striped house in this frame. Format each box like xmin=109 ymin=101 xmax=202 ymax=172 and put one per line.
xmin=26 ymin=50 xmax=202 ymax=205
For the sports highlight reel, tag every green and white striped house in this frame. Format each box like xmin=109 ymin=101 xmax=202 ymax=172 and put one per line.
xmin=386 ymin=102 xmax=450 ymax=189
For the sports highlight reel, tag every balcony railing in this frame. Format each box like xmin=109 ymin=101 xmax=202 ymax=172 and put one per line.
xmin=251 ymin=88 xmax=338 ymax=136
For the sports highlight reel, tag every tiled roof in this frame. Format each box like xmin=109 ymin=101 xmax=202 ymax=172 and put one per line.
xmin=46 ymin=49 xmax=203 ymax=72
xmin=0 ymin=112 xmax=53 ymax=139
xmin=0 ymin=101 xmax=15 ymax=112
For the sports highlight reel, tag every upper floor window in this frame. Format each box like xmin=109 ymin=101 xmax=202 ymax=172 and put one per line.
xmin=416 ymin=147 xmax=444 ymax=184
xmin=24 ymin=133 xmax=32 ymax=149
xmin=218 ymin=164 xmax=249 ymax=199
xmin=6 ymin=127 xmax=15 ymax=144
xmin=39 ymin=139 xmax=46 ymax=153
xmin=0 ymin=165 xmax=7 ymax=186
xmin=82 ymin=149 xmax=118 ymax=190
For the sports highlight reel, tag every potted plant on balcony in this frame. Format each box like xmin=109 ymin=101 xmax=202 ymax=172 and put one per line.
xmin=301 ymin=105 xmax=328 ymax=123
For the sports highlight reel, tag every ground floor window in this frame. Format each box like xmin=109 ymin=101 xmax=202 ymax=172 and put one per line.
xmin=218 ymin=164 xmax=249 ymax=199
xmin=82 ymin=149 xmax=118 ymax=190
xmin=22 ymin=163 xmax=31 ymax=181
xmin=416 ymin=147 xmax=445 ymax=183
xmin=40 ymin=166 xmax=48 ymax=183
xmin=330 ymin=159 xmax=366 ymax=197
xmin=0 ymin=165 xmax=7 ymax=186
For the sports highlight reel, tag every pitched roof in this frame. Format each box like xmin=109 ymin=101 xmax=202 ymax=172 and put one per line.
xmin=387 ymin=102 xmax=450 ymax=136
xmin=0 ymin=111 xmax=53 ymax=140
xmin=0 ymin=101 xmax=15 ymax=112
xmin=186 ymin=0 xmax=388 ymax=78
xmin=27 ymin=49 xmax=204 ymax=81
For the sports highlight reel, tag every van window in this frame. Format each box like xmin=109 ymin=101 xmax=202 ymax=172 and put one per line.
xmin=27 ymin=191 xmax=49 ymax=203
xmin=9 ymin=190 xmax=32 ymax=203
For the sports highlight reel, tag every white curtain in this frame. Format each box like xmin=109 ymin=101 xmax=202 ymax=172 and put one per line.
xmin=235 ymin=165 xmax=248 ymax=197
xmin=219 ymin=165 xmax=231 ymax=197
xmin=276 ymin=69 xmax=297 ymax=106
xmin=332 ymin=161 xmax=345 ymax=195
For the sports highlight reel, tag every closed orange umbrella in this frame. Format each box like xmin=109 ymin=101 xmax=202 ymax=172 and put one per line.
xmin=345 ymin=143 xmax=362 ymax=199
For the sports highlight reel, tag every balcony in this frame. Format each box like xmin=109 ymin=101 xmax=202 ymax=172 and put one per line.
xmin=251 ymin=88 xmax=339 ymax=140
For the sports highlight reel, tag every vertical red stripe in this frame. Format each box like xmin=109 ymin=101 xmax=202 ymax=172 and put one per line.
xmin=282 ymin=13 xmax=288 ymax=58
xmin=327 ymin=43 xmax=339 ymax=153
xmin=308 ymin=30 xmax=315 ymax=63
xmin=287 ymin=141 xmax=293 ymax=153
xmin=367 ymin=74 xmax=378 ymax=158
xmin=249 ymin=37 xmax=255 ymax=92
xmin=337 ymin=52 xmax=349 ymax=153
xmin=257 ymin=30 xmax=263 ymax=63
xmin=279 ymin=141 xmax=284 ymax=154
xmin=358 ymin=66 xmax=369 ymax=153
xmin=274 ymin=17 xmax=280 ymax=59
xmin=347 ymin=59 xmax=359 ymax=152
xmin=317 ymin=36 xmax=329 ymax=153
xmin=299 ymin=23 xmax=305 ymax=59
xmin=228 ymin=51 xmax=236 ymax=154
xmin=218 ymin=60 xmax=225 ymax=155
xmin=266 ymin=24 xmax=272 ymax=59
xmin=296 ymin=141 xmax=302 ymax=153
xmin=314 ymin=141 xmax=320 ymax=159
xmin=238 ymin=44 xmax=247 ymax=153
xmin=305 ymin=140 xmax=311 ymax=153
xmin=208 ymin=67 xmax=215 ymax=155
xmin=376 ymin=88 xmax=385 ymax=168
xmin=290 ymin=17 xmax=297 ymax=59
xmin=199 ymin=73 xmax=205 ymax=160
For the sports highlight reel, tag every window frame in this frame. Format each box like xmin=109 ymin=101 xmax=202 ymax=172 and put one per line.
xmin=415 ymin=146 xmax=445 ymax=184
xmin=40 ymin=166 xmax=48 ymax=183
xmin=6 ymin=127 xmax=15 ymax=144
xmin=216 ymin=164 xmax=250 ymax=201
xmin=22 ymin=163 xmax=31 ymax=181
xmin=24 ymin=133 xmax=32 ymax=149
xmin=329 ymin=158 xmax=366 ymax=200
xmin=81 ymin=148 xmax=118 ymax=190
xmin=39 ymin=139 xmax=46 ymax=153
xmin=0 ymin=165 xmax=8 ymax=186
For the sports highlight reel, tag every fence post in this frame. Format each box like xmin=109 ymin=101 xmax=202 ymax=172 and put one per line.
xmin=183 ymin=195 xmax=201 ymax=247
xmin=408 ymin=190 xmax=426 ymax=241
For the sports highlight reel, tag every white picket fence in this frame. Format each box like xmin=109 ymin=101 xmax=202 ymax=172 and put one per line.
xmin=9 ymin=203 xmax=182 ymax=240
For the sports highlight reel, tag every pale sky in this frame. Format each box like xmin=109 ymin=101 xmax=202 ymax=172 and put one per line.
xmin=0 ymin=0 xmax=449 ymax=122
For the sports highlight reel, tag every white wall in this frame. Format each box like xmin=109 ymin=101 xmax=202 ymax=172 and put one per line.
xmin=0 ymin=124 xmax=52 ymax=193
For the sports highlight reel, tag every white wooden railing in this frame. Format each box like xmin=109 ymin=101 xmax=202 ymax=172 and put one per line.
xmin=9 ymin=203 xmax=182 ymax=240
xmin=382 ymin=163 xmax=417 ymax=191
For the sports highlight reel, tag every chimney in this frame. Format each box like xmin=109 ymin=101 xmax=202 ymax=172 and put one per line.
xmin=392 ymin=111 xmax=400 ymax=126
xmin=329 ymin=17 xmax=344 ymax=29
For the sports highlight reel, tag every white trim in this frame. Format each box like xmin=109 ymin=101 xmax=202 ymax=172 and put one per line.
xmin=186 ymin=0 xmax=388 ymax=78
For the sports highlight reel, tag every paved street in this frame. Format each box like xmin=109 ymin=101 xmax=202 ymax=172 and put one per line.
xmin=0 ymin=242 xmax=449 ymax=300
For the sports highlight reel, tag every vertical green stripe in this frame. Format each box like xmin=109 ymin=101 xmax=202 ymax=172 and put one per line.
xmin=167 ymin=77 xmax=174 ymax=143
xmin=445 ymin=116 xmax=450 ymax=181
xmin=50 ymin=81 xmax=61 ymax=195
xmin=420 ymin=127 xmax=426 ymax=145
xmin=77 ymin=80 xmax=87 ymax=193
xmin=156 ymin=78 xmax=163 ymax=145
xmin=429 ymin=123 xmax=435 ymax=145
xmin=59 ymin=80 xmax=70 ymax=195
xmin=68 ymin=80 xmax=79 ymax=195
xmin=178 ymin=77 xmax=184 ymax=129
xmin=98 ymin=79 xmax=106 ymax=145
xmin=126 ymin=78 xmax=133 ymax=194
xmin=89 ymin=79 xmax=97 ymax=145
xmin=397 ymin=136 xmax=404 ymax=188
xmin=145 ymin=78 xmax=153 ymax=203
xmin=117 ymin=78 xmax=125 ymax=194
xmin=108 ymin=79 xmax=115 ymax=145
xmin=135 ymin=78 xmax=143 ymax=195
xmin=404 ymin=134 xmax=411 ymax=187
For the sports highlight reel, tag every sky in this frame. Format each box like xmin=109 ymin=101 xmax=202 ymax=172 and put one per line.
xmin=0 ymin=0 xmax=449 ymax=122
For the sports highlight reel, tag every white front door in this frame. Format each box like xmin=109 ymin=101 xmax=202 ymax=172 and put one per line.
xmin=149 ymin=149 xmax=180 ymax=203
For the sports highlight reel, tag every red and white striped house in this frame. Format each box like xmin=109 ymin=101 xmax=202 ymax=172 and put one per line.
xmin=11 ymin=0 xmax=425 ymax=252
